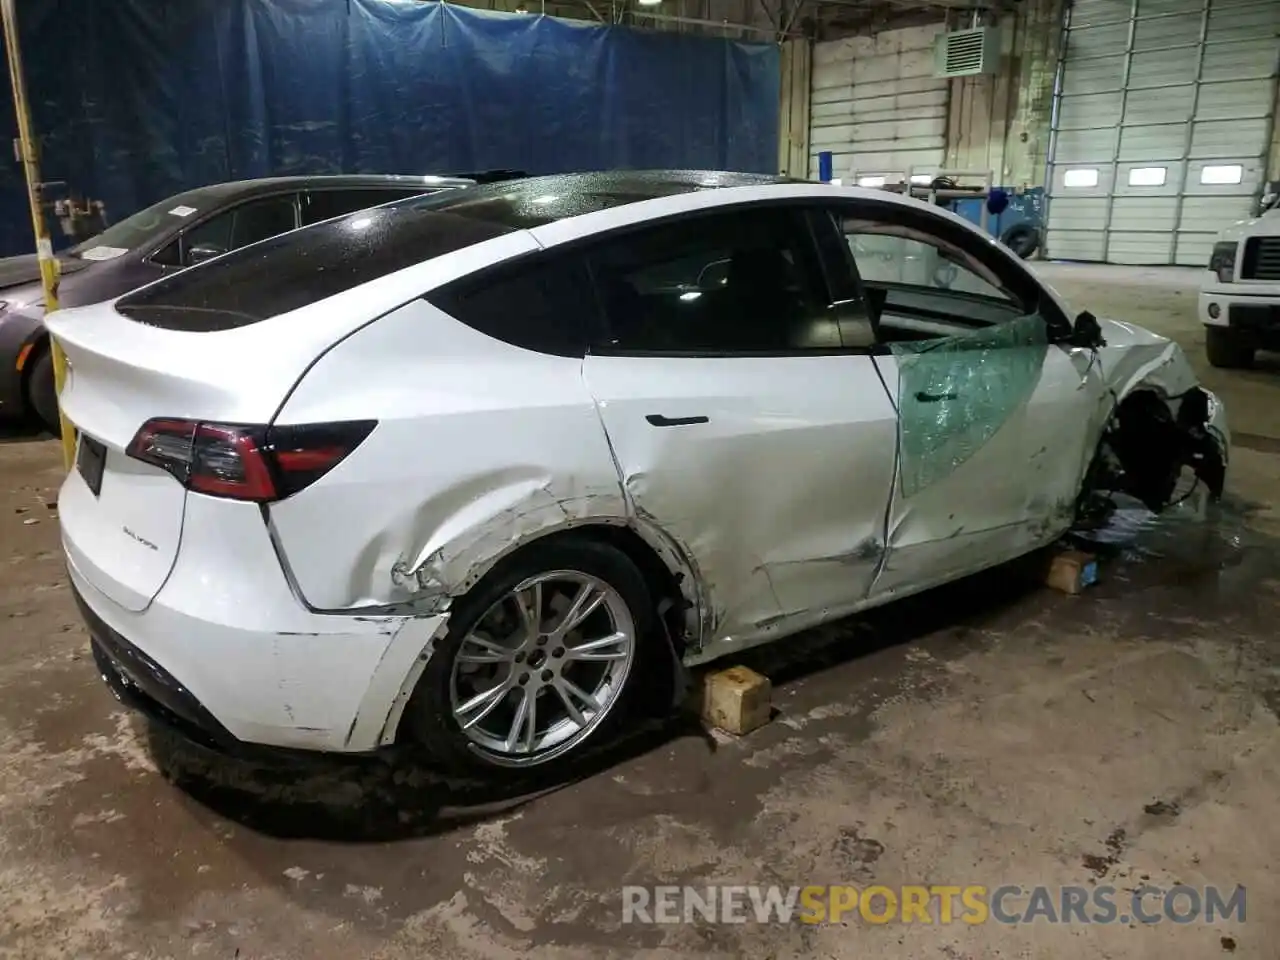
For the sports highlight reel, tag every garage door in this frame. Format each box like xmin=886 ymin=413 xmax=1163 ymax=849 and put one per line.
xmin=809 ymin=25 xmax=949 ymax=184
xmin=1046 ymin=0 xmax=1280 ymax=265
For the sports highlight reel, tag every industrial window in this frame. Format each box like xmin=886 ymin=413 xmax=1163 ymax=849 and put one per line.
xmin=1200 ymin=164 xmax=1244 ymax=186
xmin=1127 ymin=167 xmax=1167 ymax=187
xmin=1063 ymin=168 xmax=1099 ymax=188
xmin=858 ymin=176 xmax=887 ymax=188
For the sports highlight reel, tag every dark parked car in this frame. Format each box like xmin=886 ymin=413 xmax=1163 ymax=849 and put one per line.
xmin=0 ymin=173 xmax=484 ymax=431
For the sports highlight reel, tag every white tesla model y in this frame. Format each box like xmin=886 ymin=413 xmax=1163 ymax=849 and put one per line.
xmin=47 ymin=171 xmax=1229 ymax=775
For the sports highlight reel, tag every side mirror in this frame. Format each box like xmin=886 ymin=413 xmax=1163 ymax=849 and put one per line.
xmin=186 ymin=243 xmax=226 ymax=266
xmin=1068 ymin=310 xmax=1106 ymax=349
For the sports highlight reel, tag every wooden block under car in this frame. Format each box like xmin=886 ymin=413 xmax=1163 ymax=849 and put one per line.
xmin=1044 ymin=549 xmax=1099 ymax=595
xmin=700 ymin=666 xmax=772 ymax=735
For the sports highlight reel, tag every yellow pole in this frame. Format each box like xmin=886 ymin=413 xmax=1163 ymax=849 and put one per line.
xmin=1 ymin=0 xmax=74 ymax=469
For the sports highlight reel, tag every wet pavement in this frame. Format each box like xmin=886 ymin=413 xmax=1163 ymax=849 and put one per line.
xmin=2 ymin=263 xmax=1279 ymax=959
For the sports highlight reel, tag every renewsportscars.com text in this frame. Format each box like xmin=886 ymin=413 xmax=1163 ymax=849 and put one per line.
xmin=621 ymin=884 xmax=1246 ymax=926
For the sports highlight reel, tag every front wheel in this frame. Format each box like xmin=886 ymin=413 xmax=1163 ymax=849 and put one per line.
xmin=405 ymin=538 xmax=655 ymax=776
xmin=1205 ymin=325 xmax=1254 ymax=369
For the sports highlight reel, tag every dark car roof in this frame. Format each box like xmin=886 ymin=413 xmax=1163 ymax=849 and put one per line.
xmin=116 ymin=170 xmax=806 ymax=332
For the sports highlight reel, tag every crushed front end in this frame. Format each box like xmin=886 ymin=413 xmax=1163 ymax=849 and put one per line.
xmin=1077 ymin=323 xmax=1230 ymax=522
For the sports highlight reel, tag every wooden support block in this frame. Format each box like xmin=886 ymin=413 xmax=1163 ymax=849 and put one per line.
xmin=699 ymin=666 xmax=772 ymax=736
xmin=1045 ymin=549 xmax=1099 ymax=595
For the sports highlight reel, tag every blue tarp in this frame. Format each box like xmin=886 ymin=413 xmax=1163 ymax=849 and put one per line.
xmin=0 ymin=0 xmax=780 ymax=255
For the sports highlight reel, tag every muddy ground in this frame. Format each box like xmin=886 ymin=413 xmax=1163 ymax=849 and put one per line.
xmin=1 ymin=263 xmax=1278 ymax=959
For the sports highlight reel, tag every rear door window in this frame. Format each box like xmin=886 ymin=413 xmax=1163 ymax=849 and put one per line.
xmin=586 ymin=207 xmax=839 ymax=355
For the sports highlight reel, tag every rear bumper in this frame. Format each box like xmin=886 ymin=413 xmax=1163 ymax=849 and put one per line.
xmin=77 ymin=581 xmax=243 ymax=755
xmin=63 ymin=487 xmax=448 ymax=754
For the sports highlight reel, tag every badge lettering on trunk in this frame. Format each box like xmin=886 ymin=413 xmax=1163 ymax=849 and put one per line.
xmin=122 ymin=527 xmax=159 ymax=552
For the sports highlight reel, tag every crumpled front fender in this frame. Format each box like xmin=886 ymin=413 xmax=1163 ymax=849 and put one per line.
xmin=1091 ymin=318 xmax=1229 ymax=505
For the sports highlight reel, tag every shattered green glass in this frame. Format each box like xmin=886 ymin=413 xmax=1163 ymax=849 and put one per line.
xmin=889 ymin=313 xmax=1049 ymax=497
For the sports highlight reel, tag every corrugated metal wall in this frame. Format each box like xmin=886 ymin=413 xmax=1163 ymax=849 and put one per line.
xmin=1046 ymin=0 xmax=1280 ymax=266
xmin=946 ymin=0 xmax=1064 ymax=187
xmin=809 ymin=24 xmax=950 ymax=182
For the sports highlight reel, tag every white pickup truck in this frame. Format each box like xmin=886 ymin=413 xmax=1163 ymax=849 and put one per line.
xmin=1200 ymin=194 xmax=1280 ymax=368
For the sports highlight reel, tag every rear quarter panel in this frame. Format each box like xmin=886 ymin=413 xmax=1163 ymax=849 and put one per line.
xmin=266 ymin=297 xmax=628 ymax=612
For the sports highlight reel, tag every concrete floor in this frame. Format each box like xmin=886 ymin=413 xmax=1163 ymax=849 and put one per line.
xmin=2 ymin=263 xmax=1278 ymax=959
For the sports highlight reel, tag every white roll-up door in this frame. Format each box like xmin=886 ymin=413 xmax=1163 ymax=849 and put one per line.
xmin=809 ymin=25 xmax=950 ymax=184
xmin=1046 ymin=0 xmax=1280 ymax=265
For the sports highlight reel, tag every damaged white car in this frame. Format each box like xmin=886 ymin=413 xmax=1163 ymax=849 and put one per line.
xmin=49 ymin=172 xmax=1229 ymax=775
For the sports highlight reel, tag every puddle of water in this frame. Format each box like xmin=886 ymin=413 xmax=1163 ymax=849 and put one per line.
xmin=1069 ymin=487 xmax=1271 ymax=603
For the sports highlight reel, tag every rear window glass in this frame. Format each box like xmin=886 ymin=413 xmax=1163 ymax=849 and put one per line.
xmin=115 ymin=206 xmax=517 ymax=332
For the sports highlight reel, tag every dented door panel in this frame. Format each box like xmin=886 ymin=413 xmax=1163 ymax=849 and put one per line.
xmin=869 ymin=334 xmax=1109 ymax=602
xmin=583 ymin=353 xmax=898 ymax=653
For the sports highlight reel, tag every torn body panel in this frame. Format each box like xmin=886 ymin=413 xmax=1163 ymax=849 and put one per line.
xmin=267 ymin=297 xmax=633 ymax=612
xmin=871 ymin=316 xmax=1227 ymax=612
xmin=1080 ymin=318 xmax=1229 ymax=515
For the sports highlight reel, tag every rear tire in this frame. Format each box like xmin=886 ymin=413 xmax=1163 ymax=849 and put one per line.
xmin=1205 ymin=325 xmax=1254 ymax=369
xmin=27 ymin=349 xmax=61 ymax=435
xmin=405 ymin=537 xmax=656 ymax=777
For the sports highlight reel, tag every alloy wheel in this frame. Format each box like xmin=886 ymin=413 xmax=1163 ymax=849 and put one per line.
xmin=448 ymin=569 xmax=636 ymax=767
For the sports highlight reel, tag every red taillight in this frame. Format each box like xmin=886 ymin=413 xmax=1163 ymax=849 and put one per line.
xmin=126 ymin=418 xmax=376 ymax=502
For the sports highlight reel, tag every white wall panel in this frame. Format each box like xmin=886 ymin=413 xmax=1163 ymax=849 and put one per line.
xmin=809 ymin=25 xmax=949 ymax=182
xmin=1046 ymin=0 xmax=1280 ymax=264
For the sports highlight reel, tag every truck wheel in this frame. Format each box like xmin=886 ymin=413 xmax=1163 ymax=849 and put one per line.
xmin=27 ymin=350 xmax=62 ymax=435
xmin=1205 ymin=325 xmax=1254 ymax=369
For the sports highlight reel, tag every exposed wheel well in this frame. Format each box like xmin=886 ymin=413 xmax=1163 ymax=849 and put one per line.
xmin=503 ymin=524 xmax=692 ymax=657
xmin=390 ymin=523 xmax=693 ymax=748
xmin=1080 ymin=387 xmax=1225 ymax=516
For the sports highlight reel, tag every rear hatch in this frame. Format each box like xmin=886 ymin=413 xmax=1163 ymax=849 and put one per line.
xmin=47 ymin=300 xmax=363 ymax=612
xmin=46 ymin=198 xmax=527 ymax=611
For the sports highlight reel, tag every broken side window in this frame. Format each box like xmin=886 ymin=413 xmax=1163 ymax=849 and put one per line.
xmin=889 ymin=312 xmax=1050 ymax=497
